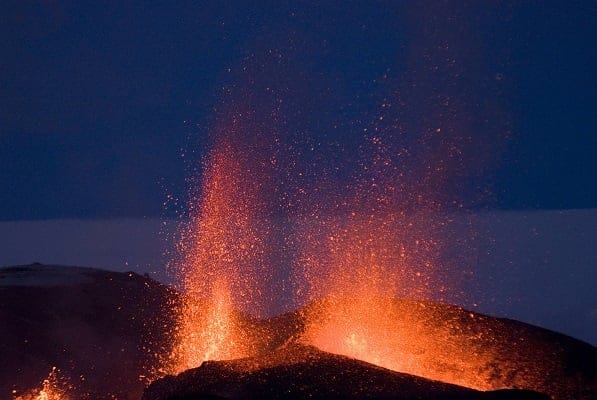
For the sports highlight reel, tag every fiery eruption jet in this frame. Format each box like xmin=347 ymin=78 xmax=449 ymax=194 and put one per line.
xmin=168 ymin=114 xmax=276 ymax=373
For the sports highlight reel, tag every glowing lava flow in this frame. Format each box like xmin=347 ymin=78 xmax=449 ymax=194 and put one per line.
xmin=168 ymin=133 xmax=272 ymax=374
xmin=302 ymin=295 xmax=499 ymax=391
xmin=13 ymin=367 xmax=70 ymax=400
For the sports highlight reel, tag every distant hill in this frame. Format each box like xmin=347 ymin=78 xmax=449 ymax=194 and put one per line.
xmin=0 ymin=264 xmax=176 ymax=400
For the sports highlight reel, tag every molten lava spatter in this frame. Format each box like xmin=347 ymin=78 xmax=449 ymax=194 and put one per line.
xmin=169 ymin=129 xmax=274 ymax=373
xmin=164 ymin=99 xmax=499 ymax=393
xmin=294 ymin=136 xmax=491 ymax=389
xmin=297 ymin=210 xmax=445 ymax=381
xmin=302 ymin=298 xmax=500 ymax=391
xmin=14 ymin=367 xmax=70 ymax=400
xmin=171 ymin=278 xmax=244 ymax=373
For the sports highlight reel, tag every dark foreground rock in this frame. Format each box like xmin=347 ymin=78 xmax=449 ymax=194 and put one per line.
xmin=142 ymin=344 xmax=549 ymax=400
xmin=0 ymin=263 xmax=176 ymax=400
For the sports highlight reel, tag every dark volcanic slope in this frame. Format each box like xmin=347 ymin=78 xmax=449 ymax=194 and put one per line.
xmin=0 ymin=264 xmax=176 ymax=400
xmin=142 ymin=344 xmax=549 ymax=400
xmin=1 ymin=264 xmax=595 ymax=400
xmin=244 ymin=299 xmax=597 ymax=400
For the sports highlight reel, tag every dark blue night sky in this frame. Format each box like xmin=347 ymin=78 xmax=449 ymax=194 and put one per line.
xmin=1 ymin=1 xmax=596 ymax=220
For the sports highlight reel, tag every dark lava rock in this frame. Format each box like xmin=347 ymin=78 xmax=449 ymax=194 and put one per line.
xmin=245 ymin=299 xmax=597 ymax=400
xmin=142 ymin=344 xmax=550 ymax=400
xmin=0 ymin=263 xmax=177 ymax=400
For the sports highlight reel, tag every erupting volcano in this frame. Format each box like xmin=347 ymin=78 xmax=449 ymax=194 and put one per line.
xmin=152 ymin=105 xmax=595 ymax=400
xmin=5 ymin=101 xmax=593 ymax=400
xmin=4 ymin=2 xmax=596 ymax=400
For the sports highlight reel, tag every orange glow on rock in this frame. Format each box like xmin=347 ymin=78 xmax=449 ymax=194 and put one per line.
xmin=169 ymin=278 xmax=246 ymax=373
xmin=302 ymin=298 xmax=500 ymax=391
xmin=163 ymin=112 xmax=500 ymax=392
xmin=14 ymin=367 xmax=70 ymax=400
xmin=294 ymin=136 xmax=494 ymax=390
xmin=295 ymin=205 xmax=497 ymax=390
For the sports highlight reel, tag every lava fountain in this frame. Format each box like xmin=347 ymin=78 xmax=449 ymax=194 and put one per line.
xmin=293 ymin=137 xmax=497 ymax=390
xmin=163 ymin=87 xmax=502 ymax=391
xmin=167 ymin=115 xmax=277 ymax=374
xmin=167 ymin=125 xmax=491 ymax=389
xmin=297 ymin=204 xmax=443 ymax=375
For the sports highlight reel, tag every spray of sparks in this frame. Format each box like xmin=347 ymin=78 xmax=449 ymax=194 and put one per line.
xmin=166 ymin=116 xmax=496 ymax=392
xmin=301 ymin=297 xmax=499 ymax=391
xmin=289 ymin=138 xmax=499 ymax=390
xmin=13 ymin=368 xmax=70 ymax=400
xmin=168 ymin=126 xmax=275 ymax=373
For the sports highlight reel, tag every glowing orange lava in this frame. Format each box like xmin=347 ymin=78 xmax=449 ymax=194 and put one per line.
xmin=170 ymin=278 xmax=244 ymax=373
xmin=13 ymin=367 xmax=70 ymax=400
xmin=302 ymin=297 xmax=499 ymax=391
xmin=292 ymin=134 xmax=496 ymax=390
xmin=294 ymin=204 xmax=500 ymax=390
xmin=168 ymin=128 xmax=273 ymax=373
xmin=165 ymin=111 xmax=495 ymax=391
